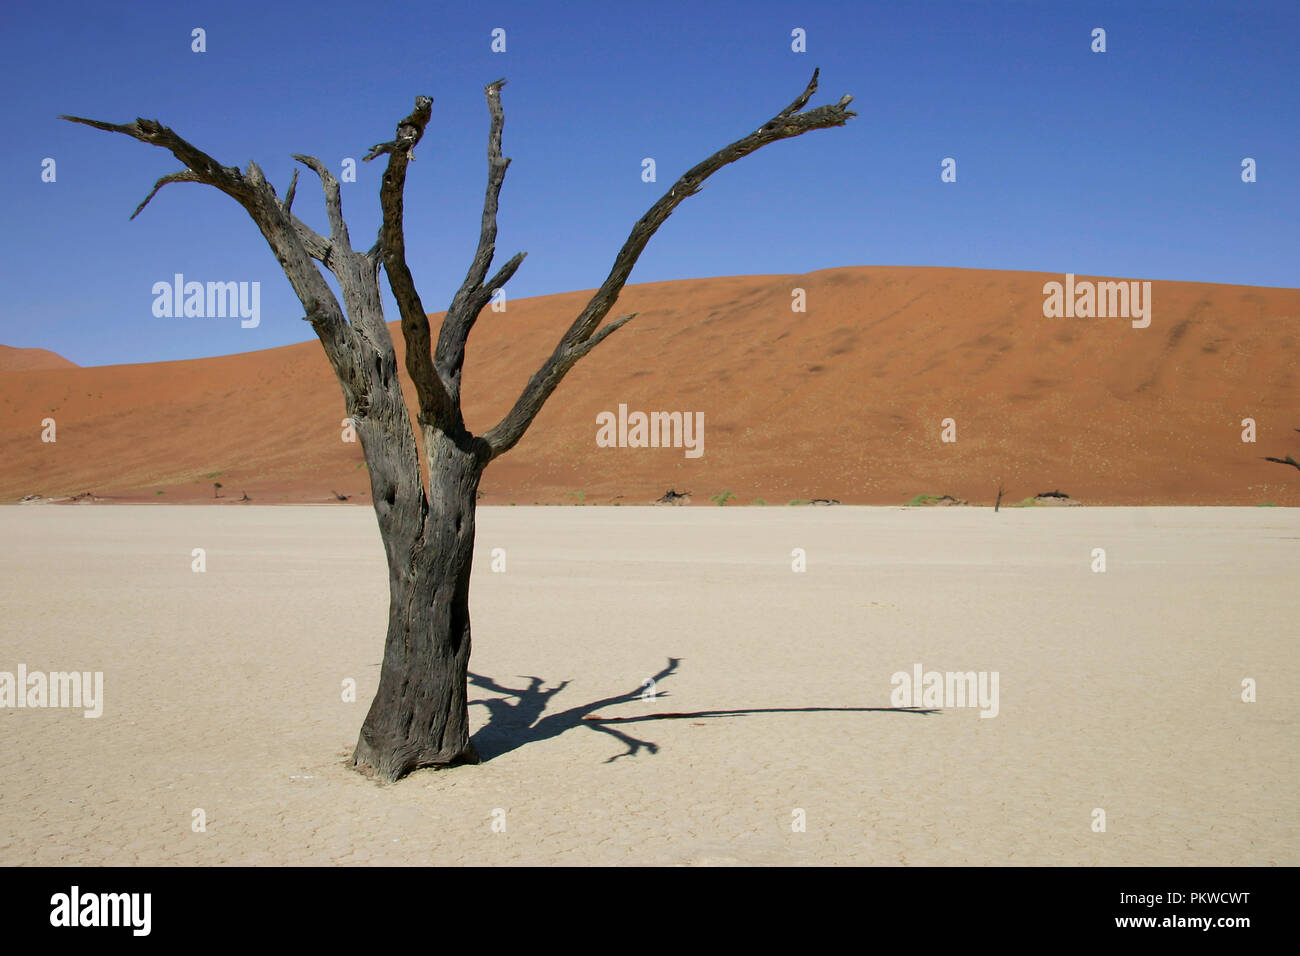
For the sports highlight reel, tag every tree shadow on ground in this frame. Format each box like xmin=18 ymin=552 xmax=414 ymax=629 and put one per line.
xmin=469 ymin=657 xmax=938 ymax=763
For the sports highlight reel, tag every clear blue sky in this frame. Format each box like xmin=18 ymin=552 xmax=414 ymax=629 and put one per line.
xmin=1 ymin=0 xmax=1295 ymax=366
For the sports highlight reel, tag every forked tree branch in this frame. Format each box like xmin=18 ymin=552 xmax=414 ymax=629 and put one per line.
xmin=570 ymin=312 xmax=638 ymax=360
xmin=292 ymin=154 xmax=353 ymax=255
xmin=436 ymin=80 xmax=527 ymax=393
xmin=59 ymin=113 xmax=352 ymax=361
xmin=60 ymin=115 xmax=249 ymax=197
xmin=364 ymin=95 xmax=457 ymax=431
xmin=481 ymin=68 xmax=855 ymax=458
xmin=276 ymin=164 xmax=337 ymax=265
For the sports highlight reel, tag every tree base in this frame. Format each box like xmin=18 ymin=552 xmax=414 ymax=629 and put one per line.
xmin=351 ymin=737 xmax=480 ymax=784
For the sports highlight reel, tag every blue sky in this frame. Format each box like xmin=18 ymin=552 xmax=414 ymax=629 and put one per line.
xmin=1 ymin=0 xmax=1296 ymax=366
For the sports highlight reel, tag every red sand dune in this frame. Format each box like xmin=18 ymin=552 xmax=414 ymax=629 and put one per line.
xmin=0 ymin=345 xmax=79 ymax=372
xmin=1 ymin=266 xmax=1296 ymax=506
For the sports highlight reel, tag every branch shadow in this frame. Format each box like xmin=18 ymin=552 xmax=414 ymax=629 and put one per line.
xmin=469 ymin=657 xmax=938 ymax=764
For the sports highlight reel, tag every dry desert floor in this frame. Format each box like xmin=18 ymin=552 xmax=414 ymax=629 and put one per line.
xmin=1 ymin=505 xmax=1296 ymax=865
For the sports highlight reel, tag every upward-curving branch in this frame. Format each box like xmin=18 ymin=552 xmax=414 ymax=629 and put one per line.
xmin=364 ymin=95 xmax=458 ymax=434
xmin=437 ymin=79 xmax=527 ymax=400
xmin=58 ymin=113 xmax=354 ymax=365
xmin=481 ymin=68 xmax=855 ymax=458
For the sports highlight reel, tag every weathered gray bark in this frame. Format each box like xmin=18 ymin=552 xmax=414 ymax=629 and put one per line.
xmin=353 ymin=430 xmax=484 ymax=779
xmin=63 ymin=69 xmax=855 ymax=782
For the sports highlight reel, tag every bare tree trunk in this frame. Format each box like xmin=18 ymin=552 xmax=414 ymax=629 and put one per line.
xmin=353 ymin=432 xmax=484 ymax=781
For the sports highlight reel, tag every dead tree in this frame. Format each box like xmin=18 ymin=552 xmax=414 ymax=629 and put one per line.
xmin=63 ymin=71 xmax=855 ymax=782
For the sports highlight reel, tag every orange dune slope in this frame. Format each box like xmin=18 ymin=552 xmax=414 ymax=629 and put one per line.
xmin=1 ymin=266 xmax=1296 ymax=506
xmin=0 ymin=345 xmax=79 ymax=372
